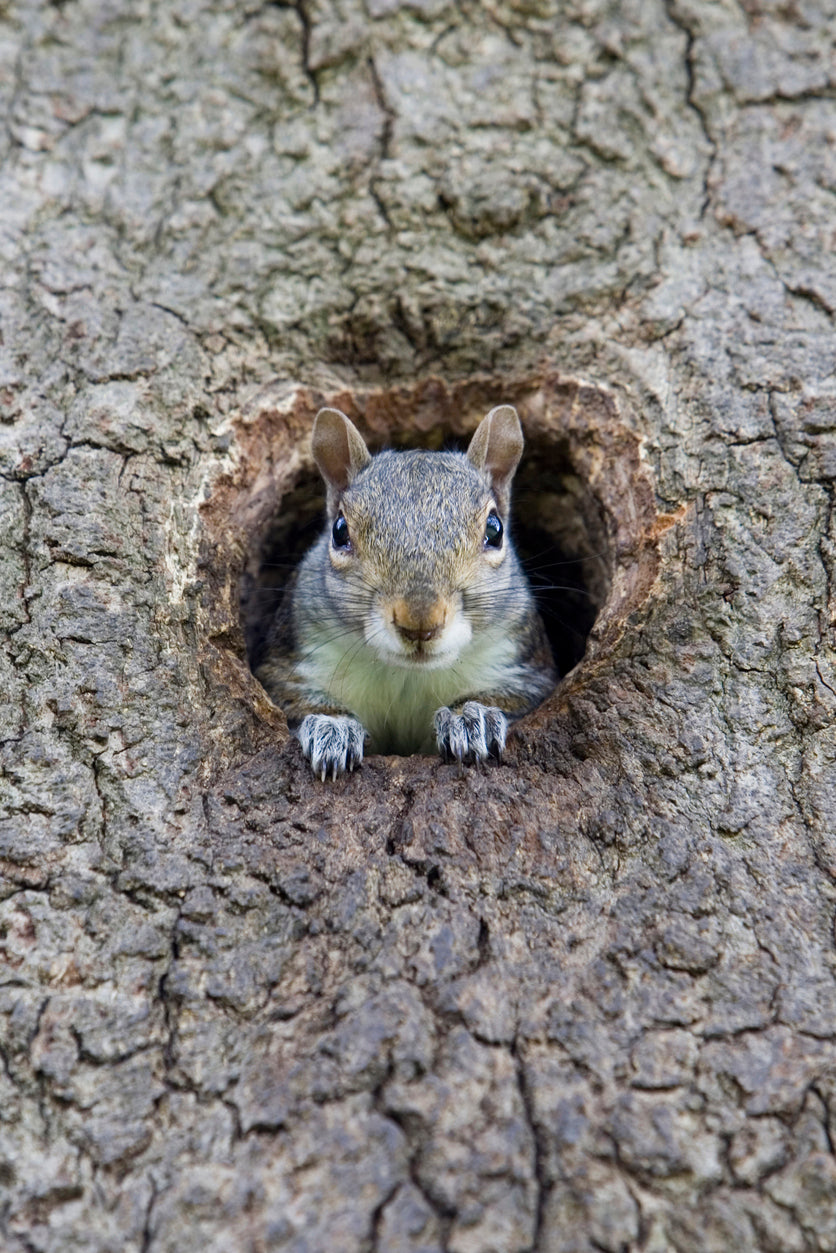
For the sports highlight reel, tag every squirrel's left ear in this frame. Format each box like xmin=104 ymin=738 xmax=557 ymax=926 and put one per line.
xmin=466 ymin=405 xmax=524 ymax=513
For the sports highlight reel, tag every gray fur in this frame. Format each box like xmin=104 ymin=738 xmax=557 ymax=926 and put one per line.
xmin=297 ymin=714 xmax=366 ymax=780
xmin=434 ymin=701 xmax=507 ymax=764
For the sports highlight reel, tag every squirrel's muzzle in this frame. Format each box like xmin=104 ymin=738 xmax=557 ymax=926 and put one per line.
xmin=391 ymin=597 xmax=447 ymax=645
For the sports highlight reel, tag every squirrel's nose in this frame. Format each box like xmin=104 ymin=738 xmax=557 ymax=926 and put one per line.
xmin=392 ymin=598 xmax=446 ymax=643
xmin=397 ymin=623 xmax=441 ymax=643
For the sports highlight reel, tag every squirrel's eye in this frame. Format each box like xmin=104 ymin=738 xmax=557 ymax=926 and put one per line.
xmin=484 ymin=511 xmax=503 ymax=549
xmin=332 ymin=514 xmax=350 ymax=549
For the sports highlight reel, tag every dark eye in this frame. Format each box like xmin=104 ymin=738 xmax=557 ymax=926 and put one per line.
xmin=484 ymin=510 xmax=503 ymax=549
xmin=332 ymin=514 xmax=350 ymax=549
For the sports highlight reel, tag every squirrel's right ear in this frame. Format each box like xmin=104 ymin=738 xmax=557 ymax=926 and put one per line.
xmin=312 ymin=408 xmax=372 ymax=509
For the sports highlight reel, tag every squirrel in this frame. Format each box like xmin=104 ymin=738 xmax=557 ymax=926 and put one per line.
xmin=256 ymin=404 xmax=556 ymax=779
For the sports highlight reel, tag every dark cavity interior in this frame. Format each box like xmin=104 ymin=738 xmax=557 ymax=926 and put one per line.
xmin=243 ymin=428 xmax=611 ymax=682
xmin=512 ymin=434 xmax=610 ymax=678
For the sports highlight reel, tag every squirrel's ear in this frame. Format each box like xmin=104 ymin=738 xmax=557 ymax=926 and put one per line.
xmin=466 ymin=405 xmax=524 ymax=511
xmin=312 ymin=408 xmax=372 ymax=507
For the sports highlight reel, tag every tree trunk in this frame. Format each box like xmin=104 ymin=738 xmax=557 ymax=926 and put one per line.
xmin=2 ymin=2 xmax=835 ymax=1250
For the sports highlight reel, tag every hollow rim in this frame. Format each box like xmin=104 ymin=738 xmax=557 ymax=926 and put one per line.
xmin=199 ymin=373 xmax=664 ymax=741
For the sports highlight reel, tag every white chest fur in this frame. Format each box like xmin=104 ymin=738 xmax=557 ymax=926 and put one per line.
xmin=298 ymin=625 xmax=521 ymax=754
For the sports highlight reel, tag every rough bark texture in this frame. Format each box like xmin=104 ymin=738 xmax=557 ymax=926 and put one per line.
xmin=2 ymin=1 xmax=836 ymax=1250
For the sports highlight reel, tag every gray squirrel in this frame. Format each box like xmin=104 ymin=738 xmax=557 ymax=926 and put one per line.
xmin=256 ymin=404 xmax=556 ymax=779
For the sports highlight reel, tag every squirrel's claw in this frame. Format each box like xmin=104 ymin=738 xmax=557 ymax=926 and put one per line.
xmin=298 ymin=714 xmax=366 ymax=781
xmin=434 ymin=702 xmax=507 ymax=766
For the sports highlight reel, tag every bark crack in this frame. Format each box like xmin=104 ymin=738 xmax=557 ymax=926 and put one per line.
xmin=512 ymin=1037 xmax=546 ymax=1253
xmin=367 ymin=55 xmax=395 ymax=232
xmin=271 ymin=0 xmax=319 ymax=105
xmin=662 ymin=0 xmax=717 ymax=220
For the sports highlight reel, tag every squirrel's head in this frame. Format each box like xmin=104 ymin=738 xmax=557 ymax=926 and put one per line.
xmin=310 ymin=405 xmax=526 ymax=667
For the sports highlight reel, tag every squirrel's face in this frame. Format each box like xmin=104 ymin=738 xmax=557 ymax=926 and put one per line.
xmin=326 ymin=451 xmax=517 ymax=669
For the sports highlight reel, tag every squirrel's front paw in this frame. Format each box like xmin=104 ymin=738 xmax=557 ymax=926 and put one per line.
xmin=434 ymin=702 xmax=507 ymax=765
xmin=297 ymin=715 xmax=366 ymax=781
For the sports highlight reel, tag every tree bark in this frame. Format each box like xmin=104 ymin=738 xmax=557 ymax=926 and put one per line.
xmin=2 ymin=1 xmax=835 ymax=1250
